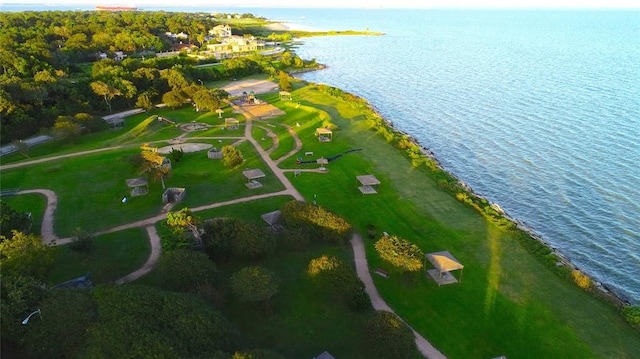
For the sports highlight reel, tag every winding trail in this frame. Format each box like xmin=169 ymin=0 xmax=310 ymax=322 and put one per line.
xmin=351 ymin=233 xmax=446 ymax=359
xmin=5 ymin=85 xmax=445 ymax=358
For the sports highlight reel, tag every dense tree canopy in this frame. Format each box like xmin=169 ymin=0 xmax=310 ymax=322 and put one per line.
xmin=281 ymin=200 xmax=352 ymax=244
xmin=365 ymin=310 xmax=418 ymax=359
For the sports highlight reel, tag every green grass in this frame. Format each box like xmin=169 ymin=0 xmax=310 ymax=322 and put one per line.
xmin=251 ymin=125 xmax=274 ymax=151
xmin=1 ymin=193 xmax=46 ymax=236
xmin=1 ymin=79 xmax=638 ymax=358
xmin=48 ymin=227 xmax=149 ymax=285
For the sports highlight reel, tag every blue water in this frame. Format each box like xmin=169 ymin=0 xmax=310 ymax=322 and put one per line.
xmin=4 ymin=5 xmax=639 ymax=303
xmin=286 ymin=9 xmax=640 ymax=304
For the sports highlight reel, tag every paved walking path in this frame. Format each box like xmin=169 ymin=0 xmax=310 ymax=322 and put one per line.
xmin=6 ymin=86 xmax=445 ymax=358
xmin=351 ymin=233 xmax=447 ymax=359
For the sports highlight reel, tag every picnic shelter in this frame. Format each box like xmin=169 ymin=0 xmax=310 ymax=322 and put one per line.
xmin=315 ymin=128 xmax=333 ymax=142
xmin=126 ymin=177 xmax=148 ymax=197
xmin=425 ymin=250 xmax=464 ymax=286
xmin=356 ymin=174 xmax=381 ymax=194
xmin=243 ymin=169 xmax=266 ymax=189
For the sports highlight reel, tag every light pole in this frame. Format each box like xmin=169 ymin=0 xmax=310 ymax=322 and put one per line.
xmin=22 ymin=309 xmax=42 ymax=325
xmin=198 ymin=79 xmax=204 ymax=86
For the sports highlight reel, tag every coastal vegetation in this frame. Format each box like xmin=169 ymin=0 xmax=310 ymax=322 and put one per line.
xmin=1 ymin=9 xmax=639 ymax=359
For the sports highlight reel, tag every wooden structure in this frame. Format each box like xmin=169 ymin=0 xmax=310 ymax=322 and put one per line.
xmin=425 ymin=251 xmax=464 ymax=286
xmin=162 ymin=187 xmax=186 ymax=204
xmin=225 ymin=118 xmax=240 ymax=130
xmin=315 ymin=128 xmax=333 ymax=142
xmin=356 ymin=175 xmax=380 ymax=194
xmin=126 ymin=177 xmax=148 ymax=197
xmin=279 ymin=91 xmax=292 ymax=101
xmin=261 ymin=210 xmax=283 ymax=231
xmin=207 ymin=147 xmax=222 ymax=159
xmin=317 ymin=157 xmax=328 ymax=171
xmin=243 ymin=169 xmax=266 ymax=189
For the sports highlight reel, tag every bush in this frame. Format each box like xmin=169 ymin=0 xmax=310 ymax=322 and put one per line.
xmin=374 ymin=235 xmax=423 ymax=273
xmin=365 ymin=311 xmax=417 ymax=359
xmin=230 ymin=266 xmax=280 ymax=308
xmin=155 ymin=249 xmax=217 ymax=293
xmin=307 ymin=255 xmax=371 ymax=312
xmin=68 ymin=228 xmax=95 ymax=254
xmin=622 ymin=306 xmax=640 ymax=328
xmin=222 ymin=145 xmax=243 ymax=167
xmin=281 ymin=200 xmax=352 ymax=244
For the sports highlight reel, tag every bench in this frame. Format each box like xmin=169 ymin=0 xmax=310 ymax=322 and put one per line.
xmin=374 ymin=268 xmax=390 ymax=278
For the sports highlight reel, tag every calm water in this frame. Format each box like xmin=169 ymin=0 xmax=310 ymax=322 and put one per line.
xmin=279 ymin=9 xmax=640 ymax=303
xmin=4 ymin=5 xmax=640 ymax=303
xmin=270 ymin=10 xmax=640 ymax=303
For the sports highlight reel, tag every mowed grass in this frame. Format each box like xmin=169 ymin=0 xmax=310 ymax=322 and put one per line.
xmin=1 ymin=139 xmax=284 ymax=236
xmin=2 ymin=78 xmax=638 ymax=358
xmin=48 ymin=227 xmax=149 ymax=285
xmin=266 ymin=84 xmax=640 ymax=358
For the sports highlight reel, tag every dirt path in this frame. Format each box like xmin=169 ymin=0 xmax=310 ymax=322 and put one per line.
xmin=17 ymin=189 xmax=59 ymax=245
xmin=351 ymin=233 xmax=447 ymax=359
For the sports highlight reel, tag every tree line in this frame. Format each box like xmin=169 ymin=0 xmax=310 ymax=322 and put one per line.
xmin=0 ymin=10 xmax=315 ymax=145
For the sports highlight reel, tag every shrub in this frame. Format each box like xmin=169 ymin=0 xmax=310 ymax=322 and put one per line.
xmin=222 ymin=145 xmax=243 ymax=167
xmin=68 ymin=228 xmax=95 ymax=254
xmin=622 ymin=305 xmax=640 ymax=329
xmin=374 ymin=235 xmax=423 ymax=273
xmin=571 ymin=269 xmax=592 ymax=290
xmin=230 ymin=266 xmax=280 ymax=305
xmin=281 ymin=200 xmax=352 ymax=244
xmin=307 ymin=255 xmax=371 ymax=312
xmin=155 ymin=249 xmax=217 ymax=293
xmin=365 ymin=311 xmax=417 ymax=359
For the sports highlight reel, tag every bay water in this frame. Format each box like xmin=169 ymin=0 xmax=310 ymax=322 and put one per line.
xmin=278 ymin=8 xmax=640 ymax=303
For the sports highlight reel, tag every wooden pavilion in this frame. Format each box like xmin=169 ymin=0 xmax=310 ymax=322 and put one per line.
xmin=356 ymin=174 xmax=381 ymax=194
xmin=425 ymin=251 xmax=464 ymax=286
xmin=243 ymin=169 xmax=266 ymax=189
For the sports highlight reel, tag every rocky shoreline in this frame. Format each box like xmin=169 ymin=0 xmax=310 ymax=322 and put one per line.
xmin=295 ymin=68 xmax=633 ymax=307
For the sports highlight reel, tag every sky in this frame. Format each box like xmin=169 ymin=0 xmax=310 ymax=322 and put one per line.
xmin=4 ymin=0 xmax=640 ymax=9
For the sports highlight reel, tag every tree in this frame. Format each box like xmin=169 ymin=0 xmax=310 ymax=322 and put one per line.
xmin=230 ymin=266 xmax=279 ymax=306
xmin=374 ymin=235 xmax=423 ymax=273
xmin=22 ymin=289 xmax=97 ymax=359
xmin=165 ymin=207 xmax=202 ymax=249
xmin=307 ymin=255 xmax=371 ymax=312
xmin=68 ymin=228 xmax=95 ymax=254
xmin=0 ymin=202 xmax=32 ymax=238
xmin=221 ymin=145 xmax=243 ymax=167
xmin=135 ymin=92 xmax=154 ymax=110
xmin=278 ymin=71 xmax=292 ymax=92
xmin=281 ymin=200 xmax=352 ymax=244
xmin=90 ymin=80 xmax=120 ymax=113
xmin=139 ymin=148 xmax=170 ymax=189
xmin=156 ymin=249 xmax=217 ymax=293
xmin=52 ymin=115 xmax=83 ymax=143
xmin=229 ymin=223 xmax=274 ymax=260
xmin=0 ymin=231 xmax=54 ymax=279
xmin=86 ymin=285 xmax=235 ymax=357
xmin=0 ymin=275 xmax=47 ymax=346
xmin=162 ymin=89 xmax=186 ymax=109
xmin=365 ymin=311 xmax=417 ymax=359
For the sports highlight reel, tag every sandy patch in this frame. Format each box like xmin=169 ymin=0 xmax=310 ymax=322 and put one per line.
xmin=222 ymin=79 xmax=279 ymax=97
xmin=157 ymin=143 xmax=212 ymax=154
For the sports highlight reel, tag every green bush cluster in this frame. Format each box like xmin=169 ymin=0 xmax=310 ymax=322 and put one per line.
xmin=307 ymin=255 xmax=371 ymax=312
xmin=365 ymin=311 xmax=418 ymax=359
xmin=281 ymin=200 xmax=352 ymax=244
xmin=622 ymin=306 xmax=640 ymax=329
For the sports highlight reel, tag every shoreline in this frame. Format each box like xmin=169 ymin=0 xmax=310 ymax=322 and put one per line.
xmin=294 ymin=69 xmax=634 ymax=307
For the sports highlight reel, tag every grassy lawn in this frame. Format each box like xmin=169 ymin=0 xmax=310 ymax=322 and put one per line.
xmin=0 ymin=139 xmax=284 ymax=236
xmin=1 ymin=193 xmax=46 ymax=236
xmin=48 ymin=227 xmax=149 ymax=285
xmin=272 ymin=83 xmax=640 ymax=358
xmin=1 ymin=78 xmax=638 ymax=358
